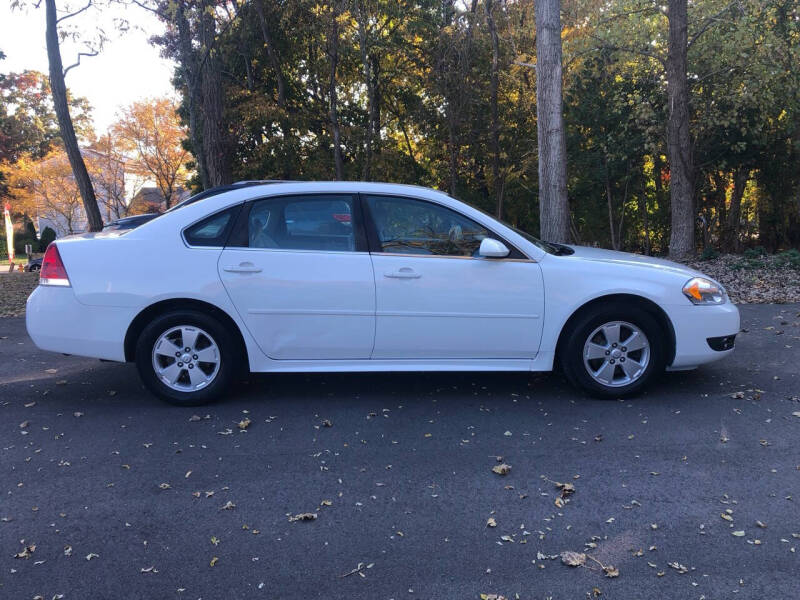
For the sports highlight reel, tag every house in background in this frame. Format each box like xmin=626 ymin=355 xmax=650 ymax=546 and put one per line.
xmin=128 ymin=186 xmax=190 ymax=216
xmin=34 ymin=147 xmax=150 ymax=237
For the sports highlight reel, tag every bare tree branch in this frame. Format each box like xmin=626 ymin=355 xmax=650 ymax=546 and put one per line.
xmin=56 ymin=0 xmax=93 ymax=24
xmin=62 ymin=49 xmax=99 ymax=77
xmin=585 ymin=32 xmax=666 ymax=67
xmin=688 ymin=1 xmax=739 ymax=49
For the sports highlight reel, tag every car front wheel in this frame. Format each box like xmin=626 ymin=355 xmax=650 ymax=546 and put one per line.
xmin=559 ymin=304 xmax=666 ymax=398
xmin=135 ymin=310 xmax=239 ymax=405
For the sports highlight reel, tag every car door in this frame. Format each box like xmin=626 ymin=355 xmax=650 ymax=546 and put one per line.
xmin=218 ymin=193 xmax=376 ymax=360
xmin=364 ymin=194 xmax=544 ymax=360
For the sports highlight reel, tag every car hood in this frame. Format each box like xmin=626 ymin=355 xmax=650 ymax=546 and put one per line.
xmin=562 ymin=245 xmax=704 ymax=279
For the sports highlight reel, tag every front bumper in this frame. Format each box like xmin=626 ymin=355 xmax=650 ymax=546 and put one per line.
xmin=667 ymin=301 xmax=740 ymax=368
xmin=26 ymin=285 xmax=132 ymax=362
xmin=707 ymin=334 xmax=736 ymax=352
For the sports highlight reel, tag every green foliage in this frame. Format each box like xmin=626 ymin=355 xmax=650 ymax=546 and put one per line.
xmin=0 ymin=70 xmax=92 ymax=164
xmin=38 ymin=226 xmax=56 ymax=252
xmin=775 ymin=249 xmax=800 ymax=270
xmin=744 ymin=246 xmax=767 ymax=259
xmin=700 ymin=247 xmax=719 ymax=261
xmin=142 ymin=0 xmax=800 ymax=252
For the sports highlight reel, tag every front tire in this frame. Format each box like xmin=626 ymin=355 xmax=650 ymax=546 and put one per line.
xmin=559 ymin=303 xmax=666 ymax=399
xmin=135 ymin=310 xmax=239 ymax=405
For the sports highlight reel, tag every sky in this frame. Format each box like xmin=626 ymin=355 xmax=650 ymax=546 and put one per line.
xmin=0 ymin=1 xmax=177 ymax=132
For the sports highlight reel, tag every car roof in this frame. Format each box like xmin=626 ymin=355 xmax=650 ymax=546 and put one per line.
xmin=167 ymin=180 xmax=296 ymax=212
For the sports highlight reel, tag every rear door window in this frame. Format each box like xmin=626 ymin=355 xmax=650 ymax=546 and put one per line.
xmin=246 ymin=195 xmax=359 ymax=252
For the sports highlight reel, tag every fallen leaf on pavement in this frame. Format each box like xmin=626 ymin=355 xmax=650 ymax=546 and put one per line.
xmin=492 ymin=464 xmax=511 ymax=476
xmin=289 ymin=512 xmax=318 ymax=522
xmin=14 ymin=543 xmax=35 ymax=559
xmin=560 ymin=551 xmax=586 ymax=567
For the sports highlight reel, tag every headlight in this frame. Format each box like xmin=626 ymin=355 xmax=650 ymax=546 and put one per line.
xmin=682 ymin=277 xmax=725 ymax=305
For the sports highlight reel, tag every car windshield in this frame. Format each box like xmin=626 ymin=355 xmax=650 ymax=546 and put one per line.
xmin=460 ymin=197 xmax=559 ymax=254
xmin=508 ymin=225 xmax=561 ymax=254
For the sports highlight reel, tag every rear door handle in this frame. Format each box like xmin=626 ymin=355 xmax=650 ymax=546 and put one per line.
xmin=384 ymin=267 xmax=421 ymax=279
xmin=223 ymin=263 xmax=262 ymax=273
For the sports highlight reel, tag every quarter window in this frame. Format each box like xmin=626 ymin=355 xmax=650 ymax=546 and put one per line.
xmin=366 ymin=195 xmax=489 ymax=257
xmin=183 ymin=205 xmax=240 ymax=247
xmin=247 ymin=195 xmax=356 ymax=252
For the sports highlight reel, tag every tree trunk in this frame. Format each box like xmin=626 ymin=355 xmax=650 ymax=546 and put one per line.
xmin=666 ymin=0 xmax=695 ymax=258
xmin=534 ymin=0 xmax=570 ymax=243
xmin=485 ymin=0 xmax=503 ymax=218
xmin=254 ymin=0 xmax=295 ymax=179
xmin=639 ymin=186 xmax=651 ymax=255
xmin=200 ymin=1 xmax=233 ymax=186
xmin=327 ymin=0 xmax=344 ymax=180
xmin=723 ymin=168 xmax=748 ymax=252
xmin=255 ymin=0 xmax=287 ymax=107
xmin=604 ymin=162 xmax=618 ymax=250
xmin=354 ymin=0 xmax=375 ymax=180
xmin=44 ymin=0 xmax=103 ymax=231
xmin=176 ymin=0 xmax=210 ymax=189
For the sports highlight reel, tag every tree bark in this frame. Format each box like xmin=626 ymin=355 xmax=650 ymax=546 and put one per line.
xmin=327 ymin=0 xmax=344 ymax=180
xmin=175 ymin=0 xmax=210 ymax=189
xmin=666 ymin=0 xmax=695 ymax=258
xmin=199 ymin=0 xmax=233 ymax=186
xmin=485 ymin=0 xmax=503 ymax=218
xmin=44 ymin=0 xmax=103 ymax=231
xmin=639 ymin=185 xmax=651 ymax=255
xmin=255 ymin=0 xmax=287 ymax=107
xmin=534 ymin=0 xmax=570 ymax=242
xmin=723 ymin=168 xmax=747 ymax=252
xmin=604 ymin=161 xmax=618 ymax=250
xmin=354 ymin=0 xmax=376 ymax=180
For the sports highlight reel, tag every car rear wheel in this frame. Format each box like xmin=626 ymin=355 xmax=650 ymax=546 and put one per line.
xmin=135 ymin=310 xmax=239 ymax=405
xmin=559 ymin=303 xmax=666 ymax=398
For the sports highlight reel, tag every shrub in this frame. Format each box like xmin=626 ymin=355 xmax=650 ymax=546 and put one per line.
xmin=743 ymin=246 xmax=767 ymax=259
xmin=38 ymin=227 xmax=56 ymax=252
xmin=775 ymin=249 xmax=800 ymax=269
xmin=700 ymin=247 xmax=719 ymax=261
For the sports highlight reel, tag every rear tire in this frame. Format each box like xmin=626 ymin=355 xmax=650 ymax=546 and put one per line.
xmin=135 ymin=309 xmax=240 ymax=406
xmin=559 ymin=303 xmax=666 ymax=399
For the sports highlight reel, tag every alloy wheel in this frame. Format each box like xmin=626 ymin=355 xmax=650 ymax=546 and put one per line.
xmin=151 ymin=325 xmax=221 ymax=392
xmin=582 ymin=321 xmax=650 ymax=388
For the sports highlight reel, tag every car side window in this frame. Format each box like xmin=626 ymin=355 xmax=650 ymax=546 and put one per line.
xmin=184 ymin=205 xmax=240 ymax=247
xmin=365 ymin=195 xmax=489 ymax=257
xmin=247 ymin=195 xmax=356 ymax=252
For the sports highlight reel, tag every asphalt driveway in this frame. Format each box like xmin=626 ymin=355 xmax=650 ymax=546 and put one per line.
xmin=1 ymin=304 xmax=799 ymax=599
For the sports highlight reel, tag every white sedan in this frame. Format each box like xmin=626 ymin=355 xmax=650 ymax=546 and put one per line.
xmin=26 ymin=181 xmax=739 ymax=405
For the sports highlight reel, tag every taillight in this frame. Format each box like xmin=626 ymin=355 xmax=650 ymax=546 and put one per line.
xmin=332 ymin=213 xmax=351 ymax=223
xmin=40 ymin=243 xmax=70 ymax=287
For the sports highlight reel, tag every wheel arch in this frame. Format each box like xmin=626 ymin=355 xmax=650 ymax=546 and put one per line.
xmin=124 ymin=298 xmax=249 ymax=365
xmin=554 ymin=293 xmax=676 ymax=366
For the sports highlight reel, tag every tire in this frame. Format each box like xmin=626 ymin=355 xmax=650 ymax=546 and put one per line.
xmin=135 ymin=309 xmax=241 ymax=406
xmin=559 ymin=302 xmax=667 ymax=399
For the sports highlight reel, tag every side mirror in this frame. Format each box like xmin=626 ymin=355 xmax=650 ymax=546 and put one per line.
xmin=478 ymin=238 xmax=510 ymax=258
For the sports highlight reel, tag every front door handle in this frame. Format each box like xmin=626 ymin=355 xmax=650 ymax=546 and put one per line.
xmin=223 ymin=263 xmax=262 ymax=273
xmin=384 ymin=267 xmax=421 ymax=279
